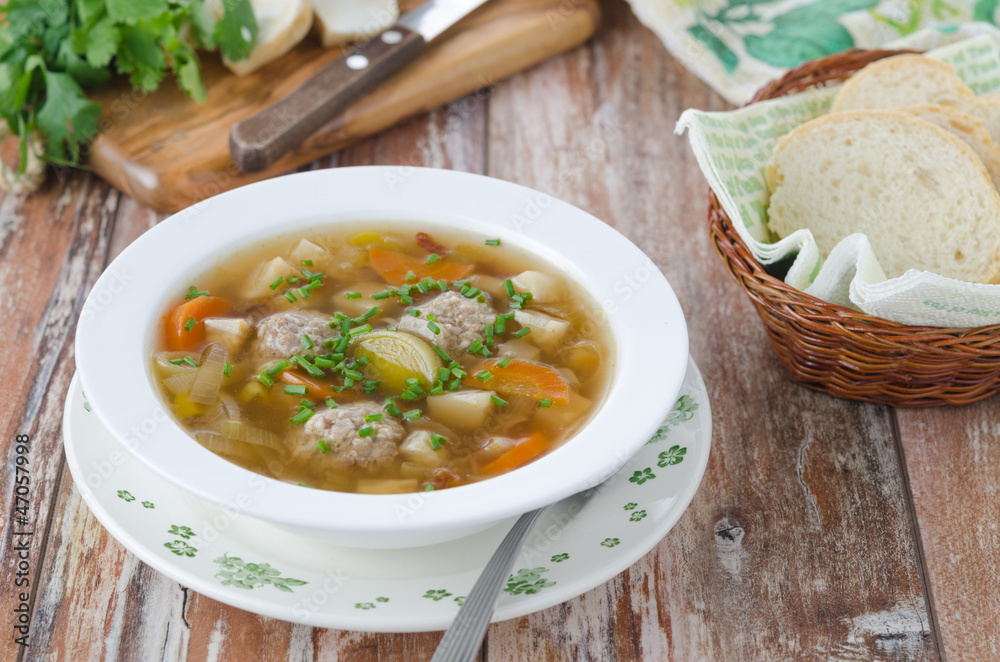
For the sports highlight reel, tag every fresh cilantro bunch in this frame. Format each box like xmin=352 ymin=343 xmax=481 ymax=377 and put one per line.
xmin=0 ymin=0 xmax=258 ymax=177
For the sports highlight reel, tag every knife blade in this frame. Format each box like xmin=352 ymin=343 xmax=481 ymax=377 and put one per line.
xmin=230 ymin=0 xmax=491 ymax=173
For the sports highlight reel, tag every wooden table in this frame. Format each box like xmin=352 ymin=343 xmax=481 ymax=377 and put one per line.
xmin=3 ymin=1 xmax=998 ymax=659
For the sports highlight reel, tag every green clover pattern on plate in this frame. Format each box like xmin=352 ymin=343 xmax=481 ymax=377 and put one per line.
xmin=213 ymin=554 xmax=307 ymax=592
xmin=117 ymin=490 xmax=135 ymax=502
xmin=601 ymin=538 xmax=620 ymax=548
xmin=164 ymin=540 xmax=197 ymax=557
xmin=648 ymin=395 xmax=699 ymax=444
xmin=629 ymin=468 xmax=656 ymax=485
xmin=142 ymin=501 xmax=155 ymax=509
xmin=551 ymin=553 xmax=570 ymax=563
xmin=658 ymin=445 xmax=688 ymax=467
xmin=629 ymin=510 xmax=648 ymax=523
xmin=423 ymin=589 xmax=452 ymax=601
xmin=504 ymin=568 xmax=556 ymax=596
xmin=169 ymin=525 xmax=195 ymax=540
xmin=624 ymin=502 xmax=637 ymax=511
xmin=355 ymin=603 xmax=375 ymax=610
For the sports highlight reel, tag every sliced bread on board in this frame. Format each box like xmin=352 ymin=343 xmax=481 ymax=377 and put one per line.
xmin=897 ymin=105 xmax=1000 ymax=190
xmin=831 ymin=54 xmax=976 ymax=112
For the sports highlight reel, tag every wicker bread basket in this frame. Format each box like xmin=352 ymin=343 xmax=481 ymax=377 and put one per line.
xmin=708 ymin=48 xmax=1000 ymax=407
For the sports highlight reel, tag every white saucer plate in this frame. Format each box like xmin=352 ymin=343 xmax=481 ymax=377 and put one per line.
xmin=63 ymin=358 xmax=710 ymax=632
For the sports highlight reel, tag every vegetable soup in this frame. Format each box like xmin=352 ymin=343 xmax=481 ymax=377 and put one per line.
xmin=151 ymin=227 xmax=612 ymax=493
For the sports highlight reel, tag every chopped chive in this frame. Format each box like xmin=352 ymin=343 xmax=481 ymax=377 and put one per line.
xmin=475 ymin=369 xmax=494 ymax=382
xmin=437 ymin=366 xmax=451 ymax=381
xmin=224 ymin=362 xmax=232 ymax=376
xmin=386 ymin=402 xmax=402 ymax=417
xmin=426 ymin=313 xmax=438 ymax=323
xmin=299 ymin=399 xmax=316 ymax=409
xmin=326 ymin=397 xmax=338 ymax=408
xmin=301 ymin=334 xmax=314 ymax=349
xmin=451 ymin=367 xmax=467 ymax=380
xmin=290 ymin=408 xmax=314 ymax=425
xmin=284 ymin=384 xmax=308 ymax=396
xmin=467 ymin=339 xmax=484 ymax=354
xmin=433 ymin=346 xmax=453 ymax=363
xmin=334 ymin=337 xmax=350 ymax=352
xmin=429 ymin=433 xmax=447 ymax=450
xmin=513 ymin=327 xmax=532 ymax=338
xmin=372 ymin=291 xmax=392 ymax=300
xmin=353 ymin=306 xmax=380 ymax=324
xmin=437 ymin=279 xmax=448 ymax=291
xmin=477 ymin=294 xmax=487 ymax=303
xmin=447 ymin=378 xmax=462 ymax=391
xmin=297 ymin=287 xmax=311 ymax=299
xmin=169 ymin=358 xmax=186 ymax=365
xmin=497 ymin=357 xmax=511 ymax=368
xmin=400 ymin=295 xmax=413 ymax=305
xmin=538 ymin=398 xmax=553 ymax=408
xmin=300 ymin=259 xmax=314 ymax=267
xmin=349 ymin=324 xmax=373 ymax=336
xmin=343 ymin=377 xmax=355 ymax=388
xmin=357 ymin=356 xmax=371 ymax=367
xmin=316 ymin=439 xmax=330 ymax=453
xmin=358 ymin=426 xmax=375 ymax=438
xmin=405 ymin=270 xmax=416 ymax=282
xmin=182 ymin=356 xmax=198 ymax=367
xmin=284 ymin=291 xmax=297 ymax=303
xmin=268 ymin=276 xmax=284 ymax=290
xmin=345 ymin=291 xmax=362 ymax=299
xmin=504 ymin=279 xmax=515 ymax=297
xmin=185 ymin=286 xmax=208 ymax=299
xmin=407 ymin=308 xmax=421 ymax=317
xmin=365 ymin=413 xmax=384 ymax=422
xmin=265 ymin=360 xmax=290 ymax=376
xmin=452 ymin=280 xmax=471 ymax=288
xmin=426 ymin=253 xmax=439 ymax=264
xmin=416 ymin=280 xmax=429 ymax=294
xmin=402 ymin=409 xmax=421 ymax=422
xmin=491 ymin=394 xmax=507 ymax=407
xmin=485 ymin=238 xmax=501 ymax=246
xmin=344 ymin=370 xmax=363 ymax=382
xmin=424 ymin=484 xmax=435 ymax=491
xmin=293 ymin=355 xmax=325 ymax=377
xmin=427 ymin=321 xmax=441 ymax=335
xmin=303 ymin=279 xmax=323 ymax=293
xmin=183 ymin=316 xmax=196 ymax=332
xmin=363 ymin=380 xmax=379 ymax=394
xmin=429 ymin=383 xmax=444 ymax=395
xmin=314 ymin=356 xmax=336 ymax=368
xmin=257 ymin=372 xmax=275 ymax=387
xmin=286 ymin=276 xmax=300 ymax=284
xmin=484 ymin=323 xmax=494 ymax=347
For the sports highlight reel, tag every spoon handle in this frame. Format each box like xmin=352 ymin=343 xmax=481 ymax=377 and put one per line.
xmin=430 ymin=507 xmax=549 ymax=662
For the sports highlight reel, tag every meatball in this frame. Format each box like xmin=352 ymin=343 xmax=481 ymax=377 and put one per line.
xmin=397 ymin=291 xmax=495 ymax=354
xmin=290 ymin=402 xmax=404 ymax=469
xmin=254 ymin=310 xmax=335 ymax=358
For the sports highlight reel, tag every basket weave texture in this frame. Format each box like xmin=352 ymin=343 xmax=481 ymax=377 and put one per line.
xmin=708 ymin=48 xmax=1000 ymax=406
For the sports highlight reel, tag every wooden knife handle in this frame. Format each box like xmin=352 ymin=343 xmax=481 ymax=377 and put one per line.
xmin=230 ymin=27 xmax=426 ymax=173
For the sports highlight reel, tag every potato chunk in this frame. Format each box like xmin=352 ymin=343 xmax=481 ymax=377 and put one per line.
xmin=204 ymin=318 xmax=252 ymax=354
xmin=534 ymin=390 xmax=593 ymax=430
xmin=244 ymin=257 xmax=299 ymax=299
xmin=496 ymin=338 xmax=541 ymax=362
xmin=427 ymin=390 xmax=495 ymax=429
xmin=511 ymin=270 xmax=567 ymax=303
xmin=513 ymin=309 xmax=571 ymax=351
xmin=400 ymin=430 xmax=451 ymax=466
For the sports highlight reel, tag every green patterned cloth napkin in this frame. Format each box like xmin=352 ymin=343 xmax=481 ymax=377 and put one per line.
xmin=628 ymin=0 xmax=1000 ymax=104
xmin=677 ymin=34 xmax=1000 ymax=327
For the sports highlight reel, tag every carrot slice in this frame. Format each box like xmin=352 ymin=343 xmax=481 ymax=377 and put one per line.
xmin=163 ymin=296 xmax=230 ymax=351
xmin=278 ymin=370 xmax=361 ymax=401
xmin=464 ymin=359 xmax=570 ymax=404
xmin=368 ymin=247 xmax=473 ymax=285
xmin=481 ymin=433 xmax=548 ymax=475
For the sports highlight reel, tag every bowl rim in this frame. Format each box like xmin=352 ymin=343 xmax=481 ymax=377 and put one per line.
xmin=75 ymin=166 xmax=688 ymax=535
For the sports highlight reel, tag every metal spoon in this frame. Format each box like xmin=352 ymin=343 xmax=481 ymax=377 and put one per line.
xmin=429 ymin=506 xmax=550 ymax=662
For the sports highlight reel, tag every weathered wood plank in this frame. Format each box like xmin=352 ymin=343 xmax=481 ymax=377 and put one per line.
xmin=896 ymin=403 xmax=1000 ymax=662
xmin=24 ymin=100 xmax=486 ymax=662
xmin=0 ymin=175 xmax=119 ymax=662
xmin=484 ymin=1 xmax=937 ymax=659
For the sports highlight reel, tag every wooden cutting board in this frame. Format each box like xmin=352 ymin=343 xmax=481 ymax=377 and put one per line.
xmin=88 ymin=0 xmax=600 ymax=212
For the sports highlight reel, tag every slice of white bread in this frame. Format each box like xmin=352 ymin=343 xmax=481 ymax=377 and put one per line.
xmin=312 ymin=0 xmax=399 ymax=48
xmin=223 ymin=0 xmax=313 ymax=76
xmin=831 ymin=55 xmax=976 ymax=112
xmin=897 ymin=105 xmax=1000 ymax=190
xmin=973 ymin=92 xmax=1000 ymax=146
xmin=765 ymin=110 xmax=1000 ymax=283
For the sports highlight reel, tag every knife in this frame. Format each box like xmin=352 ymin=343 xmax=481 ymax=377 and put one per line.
xmin=230 ymin=0 xmax=491 ymax=173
